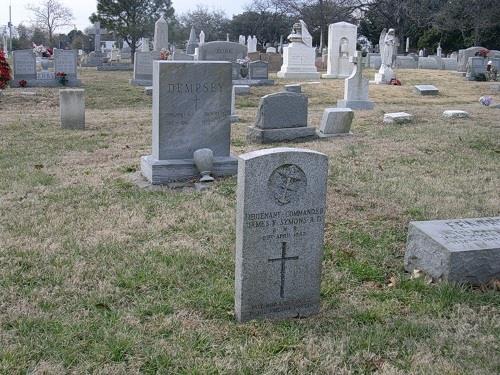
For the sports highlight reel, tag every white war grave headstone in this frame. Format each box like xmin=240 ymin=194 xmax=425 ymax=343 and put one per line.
xmin=235 ymin=147 xmax=328 ymax=322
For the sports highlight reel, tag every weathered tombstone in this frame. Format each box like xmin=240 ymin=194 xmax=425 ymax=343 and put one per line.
xmin=322 ymin=22 xmax=357 ymax=79
xmin=54 ymin=49 xmax=78 ymax=80
xmin=235 ymin=147 xmax=328 ymax=322
xmin=60 ymin=89 xmax=85 ymax=129
xmin=248 ymin=61 xmax=269 ymax=80
xmin=317 ymin=108 xmax=354 ymax=137
xmin=442 ymin=58 xmax=458 ymax=71
xmin=141 ymin=61 xmax=237 ymax=184
xmin=418 ymin=57 xmax=440 ymax=70
xmin=186 ymin=27 xmax=199 ymax=55
xmin=369 ymin=55 xmax=382 ymax=69
xmin=466 ymin=57 xmax=486 ymax=81
xmin=414 ymin=84 xmax=439 ymax=95
xmin=457 ymin=47 xmax=485 ymax=72
xmin=197 ymin=41 xmax=247 ymax=62
xmin=396 ymin=56 xmax=418 ymax=69
xmin=247 ymin=92 xmax=316 ymax=143
xmin=12 ymin=50 xmax=37 ymax=85
xmin=130 ymin=51 xmax=161 ymax=86
xmin=153 ymin=15 xmax=169 ymax=51
xmin=337 ymin=52 xmax=374 ymax=110
xmin=232 ymin=62 xmax=242 ymax=80
xmin=404 ymin=217 xmax=500 ymax=284
xmin=234 ymin=85 xmax=250 ymax=95
xmin=278 ymin=21 xmax=320 ymax=79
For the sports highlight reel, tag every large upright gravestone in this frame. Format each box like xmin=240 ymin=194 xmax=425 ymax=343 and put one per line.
xmin=235 ymin=147 xmax=328 ymax=322
xmin=337 ymin=52 xmax=374 ymax=110
xmin=404 ymin=217 xmax=500 ymax=285
xmin=12 ymin=50 xmax=37 ymax=84
xmin=130 ymin=51 xmax=161 ymax=86
xmin=197 ymin=41 xmax=247 ymax=62
xmin=141 ymin=61 xmax=238 ymax=184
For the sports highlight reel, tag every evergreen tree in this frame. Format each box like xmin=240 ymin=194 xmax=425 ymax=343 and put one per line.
xmin=0 ymin=50 xmax=12 ymax=90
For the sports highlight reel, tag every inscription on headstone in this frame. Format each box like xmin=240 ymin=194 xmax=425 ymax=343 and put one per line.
xmin=405 ymin=217 xmax=500 ymax=284
xmin=235 ymin=147 xmax=328 ymax=322
xmin=54 ymin=49 xmax=77 ymax=78
xmin=198 ymin=41 xmax=247 ymax=62
xmin=140 ymin=61 xmax=237 ymax=184
xmin=13 ymin=50 xmax=37 ymax=79
xmin=249 ymin=61 xmax=269 ymax=80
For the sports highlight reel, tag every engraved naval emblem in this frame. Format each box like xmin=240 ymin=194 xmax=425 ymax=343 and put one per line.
xmin=268 ymin=164 xmax=307 ymax=205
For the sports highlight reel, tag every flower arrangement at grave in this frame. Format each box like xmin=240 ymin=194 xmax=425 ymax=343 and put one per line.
xmin=56 ymin=72 xmax=68 ymax=86
xmin=389 ymin=78 xmax=401 ymax=86
xmin=479 ymin=95 xmax=493 ymax=106
xmin=237 ymin=57 xmax=250 ymax=78
xmin=18 ymin=79 xmax=27 ymax=88
xmin=476 ymin=48 xmax=490 ymax=58
xmin=32 ymin=43 xmax=53 ymax=58
xmin=160 ymin=48 xmax=170 ymax=60
xmin=0 ymin=50 xmax=12 ymax=89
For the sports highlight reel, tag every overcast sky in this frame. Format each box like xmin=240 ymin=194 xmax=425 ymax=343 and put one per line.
xmin=1 ymin=0 xmax=249 ymax=32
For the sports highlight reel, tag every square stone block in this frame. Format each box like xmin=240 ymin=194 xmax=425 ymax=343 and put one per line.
xmin=317 ymin=108 xmax=354 ymax=137
xmin=247 ymin=126 xmax=317 ymax=144
xmin=443 ymin=110 xmax=469 ymax=119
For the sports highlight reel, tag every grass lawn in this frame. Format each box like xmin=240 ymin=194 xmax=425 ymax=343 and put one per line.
xmin=0 ymin=67 xmax=499 ymax=374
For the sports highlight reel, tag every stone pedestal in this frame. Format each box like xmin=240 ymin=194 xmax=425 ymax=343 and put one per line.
xmin=375 ymin=66 xmax=395 ymax=84
xmin=277 ymin=43 xmax=320 ymax=80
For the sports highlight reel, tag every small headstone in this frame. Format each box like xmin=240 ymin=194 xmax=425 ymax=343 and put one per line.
xmin=172 ymin=51 xmax=194 ymax=61
xmin=383 ymin=112 xmax=413 ymax=124
xmin=317 ymin=108 xmax=354 ymax=137
xmin=404 ymin=217 xmax=500 ymax=284
xmin=60 ymin=89 xmax=85 ymax=130
xmin=144 ymin=86 xmax=153 ymax=96
xmin=443 ymin=110 xmax=469 ymax=119
xmin=131 ymin=51 xmax=161 ymax=86
xmin=414 ymin=84 xmax=439 ymax=96
xmin=235 ymin=147 xmax=328 ymax=322
xmin=248 ymin=61 xmax=269 ymax=80
xmin=284 ymin=84 xmax=301 ymax=93
xmin=234 ymin=85 xmax=250 ymax=95
xmin=247 ymin=92 xmax=316 ymax=143
xmin=140 ymin=61 xmax=237 ymax=184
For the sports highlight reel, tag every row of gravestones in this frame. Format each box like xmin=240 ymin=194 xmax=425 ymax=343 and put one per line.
xmin=131 ymin=41 xmax=274 ymax=87
xmin=140 ymin=60 xmax=500 ymax=322
xmin=11 ymin=49 xmax=81 ymax=87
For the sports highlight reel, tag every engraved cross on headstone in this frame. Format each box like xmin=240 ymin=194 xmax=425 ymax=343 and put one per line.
xmin=268 ymin=242 xmax=299 ymax=298
xmin=193 ymin=95 xmax=200 ymax=111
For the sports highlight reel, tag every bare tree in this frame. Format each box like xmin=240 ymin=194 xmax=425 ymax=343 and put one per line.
xmin=27 ymin=0 xmax=74 ymax=46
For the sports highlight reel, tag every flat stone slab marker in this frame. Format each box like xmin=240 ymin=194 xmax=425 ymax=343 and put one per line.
xmin=383 ymin=112 xmax=413 ymax=124
xmin=404 ymin=217 xmax=500 ymax=284
xmin=414 ymin=84 xmax=439 ymax=95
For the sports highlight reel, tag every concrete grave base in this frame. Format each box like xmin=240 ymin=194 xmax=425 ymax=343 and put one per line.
xmin=337 ymin=99 xmax=374 ymax=110
xmin=317 ymin=130 xmax=353 ymax=138
xmin=247 ymin=126 xmax=317 ymax=144
xmin=277 ymin=71 xmax=321 ymax=80
xmin=233 ymin=79 xmax=274 ymax=86
xmin=129 ymin=79 xmax=152 ymax=86
xmin=141 ymin=154 xmax=238 ymax=185
xmin=10 ymin=79 xmax=81 ymax=88
xmin=97 ymin=64 xmax=133 ymax=71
